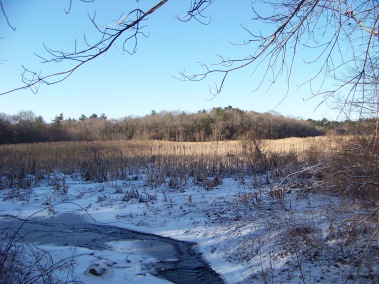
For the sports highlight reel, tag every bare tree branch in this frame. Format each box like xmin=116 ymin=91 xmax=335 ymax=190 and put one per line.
xmin=3 ymin=0 xmax=377 ymax=120
xmin=1 ymin=0 xmax=170 ymax=95
xmin=179 ymin=0 xmax=379 ymax=118
xmin=176 ymin=0 xmax=214 ymax=25
xmin=64 ymin=0 xmax=94 ymax=15
xmin=1 ymin=0 xmax=214 ymax=96
xmin=0 ymin=0 xmax=16 ymax=31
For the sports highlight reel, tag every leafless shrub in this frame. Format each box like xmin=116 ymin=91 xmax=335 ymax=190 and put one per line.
xmin=241 ymin=134 xmax=267 ymax=173
xmin=266 ymin=151 xmax=301 ymax=183
xmin=323 ymin=204 xmax=379 ymax=281
xmin=0 ymin=235 xmax=56 ymax=283
xmin=269 ymin=164 xmax=321 ymax=204
xmin=303 ymin=144 xmax=322 ymax=165
xmin=323 ymin=134 xmax=379 ymax=201
xmin=0 ymin=215 xmax=80 ymax=283
xmin=267 ymin=151 xmax=299 ymax=169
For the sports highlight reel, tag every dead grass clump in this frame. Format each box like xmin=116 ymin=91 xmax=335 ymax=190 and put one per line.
xmin=302 ymin=144 xmax=322 ymax=164
xmin=234 ymin=192 xmax=261 ymax=207
xmin=266 ymin=151 xmax=301 ymax=181
xmin=200 ymin=175 xmax=222 ymax=191
xmin=122 ymin=188 xmax=157 ymax=203
xmin=51 ymin=176 xmax=68 ymax=195
xmin=287 ymin=225 xmax=314 ymax=238
xmin=323 ymin=134 xmax=379 ymax=201
xmin=122 ymin=188 xmax=140 ymax=202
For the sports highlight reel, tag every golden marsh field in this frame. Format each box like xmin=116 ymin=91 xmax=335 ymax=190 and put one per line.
xmin=0 ymin=136 xmax=336 ymax=180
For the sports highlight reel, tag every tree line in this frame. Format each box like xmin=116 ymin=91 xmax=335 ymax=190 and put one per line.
xmin=0 ymin=107 xmax=329 ymax=144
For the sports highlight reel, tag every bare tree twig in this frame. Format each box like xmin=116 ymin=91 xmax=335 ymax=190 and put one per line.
xmin=176 ymin=0 xmax=214 ymax=25
xmin=1 ymin=0 xmax=170 ymax=96
xmin=64 ymin=0 xmax=94 ymax=15
xmin=0 ymin=0 xmax=16 ymax=31
xmin=179 ymin=0 xmax=379 ymax=118
xmin=1 ymin=0 xmax=214 ymax=96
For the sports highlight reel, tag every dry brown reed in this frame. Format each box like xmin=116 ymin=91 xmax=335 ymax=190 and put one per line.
xmin=262 ymin=136 xmax=337 ymax=161
xmin=0 ymin=137 xmax=335 ymax=188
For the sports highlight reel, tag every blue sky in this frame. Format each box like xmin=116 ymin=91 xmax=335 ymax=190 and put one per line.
xmin=0 ymin=0 xmax=338 ymax=122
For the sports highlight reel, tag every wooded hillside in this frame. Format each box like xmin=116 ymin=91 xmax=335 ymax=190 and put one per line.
xmin=0 ymin=107 xmax=325 ymax=144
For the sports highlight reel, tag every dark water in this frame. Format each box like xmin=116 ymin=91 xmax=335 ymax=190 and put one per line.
xmin=0 ymin=214 xmax=224 ymax=284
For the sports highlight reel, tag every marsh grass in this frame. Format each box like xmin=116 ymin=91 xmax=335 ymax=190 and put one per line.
xmin=1 ymin=136 xmax=379 ymax=283
xmin=0 ymin=137 xmax=334 ymax=190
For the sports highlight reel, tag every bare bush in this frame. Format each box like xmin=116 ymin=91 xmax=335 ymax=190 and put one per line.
xmin=323 ymin=134 xmax=379 ymax=201
xmin=0 ymin=218 xmax=79 ymax=283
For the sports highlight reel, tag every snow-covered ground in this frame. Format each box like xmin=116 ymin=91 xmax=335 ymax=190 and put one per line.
xmin=0 ymin=171 xmax=378 ymax=283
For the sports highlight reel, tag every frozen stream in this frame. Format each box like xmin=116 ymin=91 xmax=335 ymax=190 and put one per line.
xmin=0 ymin=214 xmax=224 ymax=284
